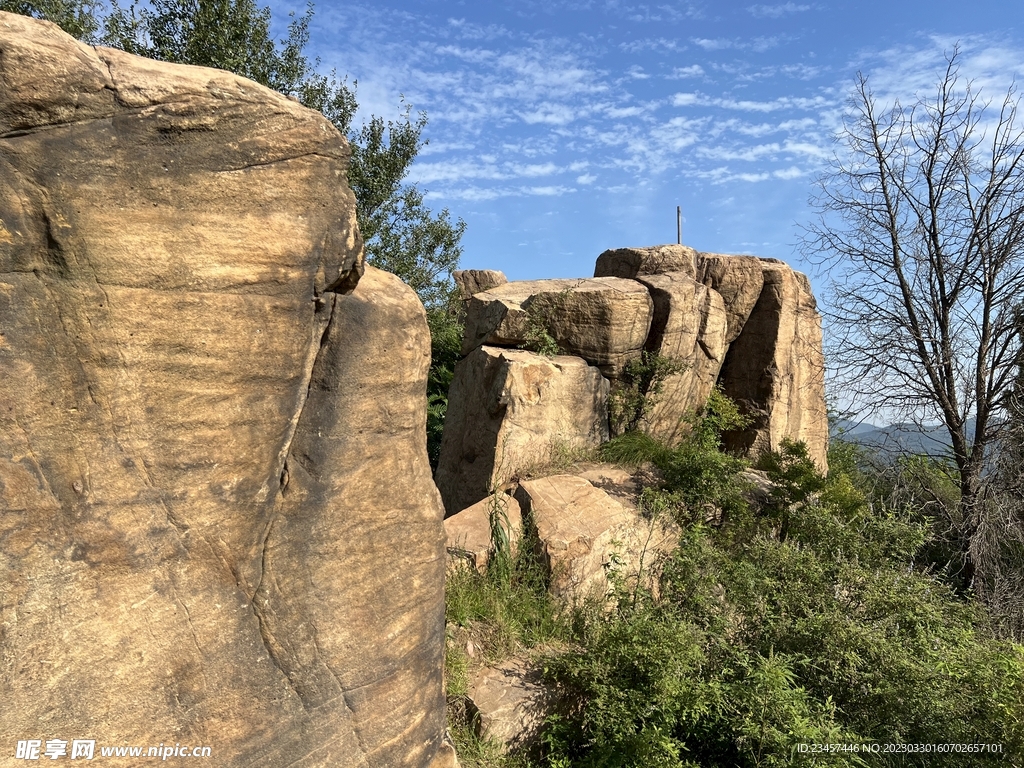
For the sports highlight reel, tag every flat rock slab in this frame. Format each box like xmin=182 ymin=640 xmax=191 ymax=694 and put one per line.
xmin=515 ymin=475 xmax=677 ymax=602
xmin=435 ymin=347 xmax=609 ymax=516
xmin=454 ymin=269 xmax=508 ymax=299
xmin=444 ymin=493 xmax=523 ymax=573
xmin=595 ymin=244 xmax=699 ymax=280
xmin=461 ymin=277 xmax=653 ymax=378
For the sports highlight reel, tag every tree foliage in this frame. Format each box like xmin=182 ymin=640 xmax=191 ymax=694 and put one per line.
xmin=547 ymin=431 xmax=1024 ymax=767
xmin=804 ymin=47 xmax=1024 ymax=586
xmin=0 ymin=0 xmax=99 ymax=39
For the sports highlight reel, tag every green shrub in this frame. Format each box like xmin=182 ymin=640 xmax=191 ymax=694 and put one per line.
xmin=426 ymin=303 xmax=464 ymax=468
xmin=609 ymin=352 xmax=687 ymax=434
xmin=543 ymin=431 xmax=1024 ymax=766
xmin=599 ymin=431 xmax=671 ymax=467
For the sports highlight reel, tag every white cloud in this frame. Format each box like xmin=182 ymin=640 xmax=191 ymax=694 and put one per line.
xmin=747 ymin=3 xmax=812 ymax=18
xmin=426 ymin=184 xmax=576 ymax=201
xmin=619 ymin=37 xmax=684 ymax=54
xmin=669 ymin=65 xmax=705 ymax=79
xmin=698 ymin=143 xmax=783 ymax=161
xmin=773 ymin=166 xmax=807 ymax=179
xmin=526 ymin=185 xmax=576 ymax=196
xmin=672 ymin=92 xmax=701 ymax=106
xmin=576 ymin=173 xmax=598 ymax=184
xmin=672 ymin=93 xmax=830 ymax=113
xmin=605 ymin=105 xmax=647 ymax=118
xmin=520 ymin=104 xmax=579 ymax=125
xmin=693 ymin=36 xmax=783 ymax=52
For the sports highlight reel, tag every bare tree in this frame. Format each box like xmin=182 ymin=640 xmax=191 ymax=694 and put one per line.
xmin=805 ymin=47 xmax=1024 ymax=586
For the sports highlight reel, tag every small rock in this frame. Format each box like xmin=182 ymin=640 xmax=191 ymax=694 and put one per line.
xmin=467 ymin=657 xmax=551 ymax=754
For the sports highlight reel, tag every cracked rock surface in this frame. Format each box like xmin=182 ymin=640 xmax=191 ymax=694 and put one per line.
xmin=0 ymin=13 xmax=450 ymax=767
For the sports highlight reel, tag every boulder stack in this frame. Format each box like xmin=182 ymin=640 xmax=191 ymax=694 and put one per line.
xmin=440 ymin=245 xmax=827 ymax=515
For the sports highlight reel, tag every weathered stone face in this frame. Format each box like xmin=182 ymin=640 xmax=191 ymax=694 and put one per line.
xmin=694 ymin=252 xmax=765 ymax=343
xmin=0 ymin=14 xmax=449 ymax=767
xmin=460 ymin=277 xmax=653 ymax=378
xmin=718 ymin=261 xmax=829 ymax=470
xmin=514 ymin=475 xmax=677 ymax=601
xmin=444 ymin=493 xmax=523 ymax=573
xmin=454 ymin=269 xmax=508 ymax=300
xmin=633 ymin=272 xmax=729 ymax=443
xmin=434 ymin=347 xmax=609 ymax=516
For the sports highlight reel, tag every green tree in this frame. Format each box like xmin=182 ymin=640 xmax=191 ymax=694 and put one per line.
xmin=0 ymin=0 xmax=99 ymax=39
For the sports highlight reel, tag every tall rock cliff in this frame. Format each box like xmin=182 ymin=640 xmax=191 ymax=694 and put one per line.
xmin=0 ymin=13 xmax=453 ymax=767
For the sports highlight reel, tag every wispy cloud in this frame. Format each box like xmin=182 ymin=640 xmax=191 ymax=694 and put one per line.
xmin=669 ymin=64 xmax=705 ymax=79
xmin=620 ymin=37 xmax=685 ymax=53
xmin=692 ymin=36 xmax=784 ymax=52
xmin=673 ymin=92 xmax=831 ymax=112
xmin=427 ymin=184 xmax=577 ymax=201
xmin=747 ymin=3 xmax=812 ymax=18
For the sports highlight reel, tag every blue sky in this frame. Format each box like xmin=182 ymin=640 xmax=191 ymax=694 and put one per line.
xmin=273 ymin=0 xmax=1023 ymax=296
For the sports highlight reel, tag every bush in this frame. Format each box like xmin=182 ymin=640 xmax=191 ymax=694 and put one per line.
xmin=543 ymin=432 xmax=1024 ymax=766
xmin=426 ymin=303 xmax=463 ymax=468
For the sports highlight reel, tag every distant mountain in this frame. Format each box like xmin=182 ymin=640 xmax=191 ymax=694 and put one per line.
xmin=831 ymin=418 xmax=971 ymax=458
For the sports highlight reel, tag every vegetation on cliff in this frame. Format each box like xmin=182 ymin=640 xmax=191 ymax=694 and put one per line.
xmin=448 ymin=395 xmax=1024 ymax=767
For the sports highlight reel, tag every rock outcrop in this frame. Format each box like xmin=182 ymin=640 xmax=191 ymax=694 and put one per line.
xmin=694 ymin=252 xmax=765 ymax=343
xmin=454 ymin=269 xmax=508 ymax=300
xmin=515 ymin=475 xmax=677 ymax=602
xmin=435 ymin=346 xmax=609 ymax=516
xmin=0 ymin=13 xmax=451 ymax=768
xmin=465 ymin=658 xmax=551 ymax=755
xmin=595 ymin=244 xmax=699 ymax=280
xmin=718 ymin=261 xmax=829 ymax=469
xmin=437 ymin=244 xmax=828 ymax=499
xmin=634 ymin=271 xmax=729 ymax=444
xmin=444 ymin=492 xmax=523 ymax=573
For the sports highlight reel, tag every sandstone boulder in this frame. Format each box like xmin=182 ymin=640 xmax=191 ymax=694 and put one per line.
xmin=594 ymin=244 xmax=699 ymax=280
xmin=630 ymin=272 xmax=729 ymax=443
xmin=461 ymin=278 xmax=653 ymax=377
xmin=0 ymin=14 xmax=448 ymax=767
xmin=514 ymin=475 xmax=677 ymax=602
xmin=695 ymin=252 xmax=765 ymax=343
xmin=466 ymin=658 xmax=551 ymax=755
xmin=434 ymin=347 xmax=609 ymax=516
xmin=718 ymin=261 xmax=828 ymax=470
xmin=444 ymin=493 xmax=523 ymax=573
xmin=454 ymin=269 xmax=508 ymax=300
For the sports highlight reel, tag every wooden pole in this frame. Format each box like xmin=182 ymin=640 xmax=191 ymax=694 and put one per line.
xmin=677 ymin=205 xmax=681 ymax=244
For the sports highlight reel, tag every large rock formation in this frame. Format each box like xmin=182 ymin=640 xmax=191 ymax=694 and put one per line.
xmin=437 ymin=244 xmax=828 ymax=499
xmin=633 ymin=271 xmax=728 ymax=444
xmin=0 ymin=13 xmax=452 ymax=768
xmin=435 ymin=346 xmax=609 ymax=516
